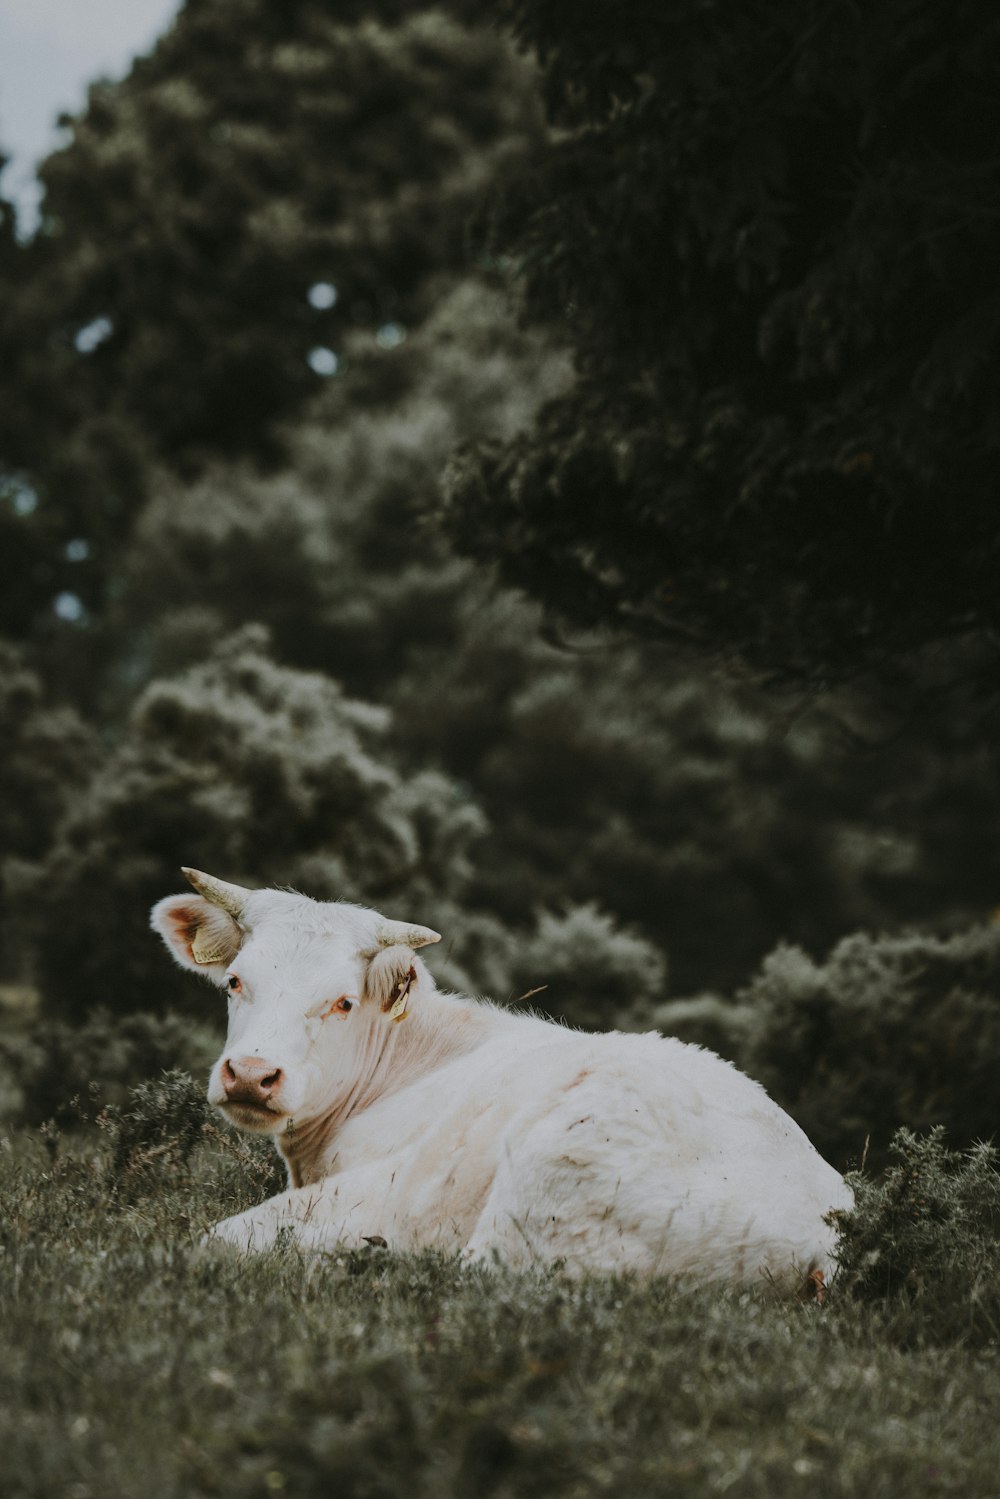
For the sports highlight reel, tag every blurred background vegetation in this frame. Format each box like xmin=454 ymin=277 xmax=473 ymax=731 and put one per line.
xmin=2 ymin=0 xmax=999 ymax=1170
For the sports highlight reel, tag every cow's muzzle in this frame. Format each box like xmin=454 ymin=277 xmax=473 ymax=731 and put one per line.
xmin=220 ymin=1055 xmax=285 ymax=1115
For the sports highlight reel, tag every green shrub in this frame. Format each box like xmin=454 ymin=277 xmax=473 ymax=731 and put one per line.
xmin=833 ymin=1127 xmax=1000 ymax=1346
xmin=0 ymin=1007 xmax=218 ymax=1126
xmin=742 ymin=926 xmax=1000 ymax=1168
xmin=16 ymin=626 xmax=488 ymax=1018
xmin=504 ymin=903 xmax=668 ymax=1030
xmin=0 ymin=642 xmax=97 ymax=980
xmin=648 ymin=993 xmax=753 ymax=1062
xmin=102 ymin=1069 xmax=286 ymax=1201
xmin=103 ymin=1069 xmax=213 ymax=1191
xmin=655 ymin=924 xmax=1000 ymax=1170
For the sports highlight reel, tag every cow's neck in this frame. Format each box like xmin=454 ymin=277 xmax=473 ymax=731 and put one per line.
xmin=276 ymin=986 xmax=507 ymax=1187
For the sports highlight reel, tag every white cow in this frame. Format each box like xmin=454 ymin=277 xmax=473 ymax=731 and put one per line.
xmin=152 ymin=868 xmax=851 ymax=1287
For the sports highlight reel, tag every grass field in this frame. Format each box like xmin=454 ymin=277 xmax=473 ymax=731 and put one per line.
xmin=3 ymin=1085 xmax=1000 ymax=1499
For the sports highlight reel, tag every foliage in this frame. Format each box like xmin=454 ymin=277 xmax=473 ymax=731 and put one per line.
xmin=400 ymin=629 xmax=1000 ymax=995
xmin=0 ymin=641 xmax=97 ymax=976
xmin=833 ymin=1128 xmax=1000 ymax=1347
xmin=2 ymin=0 xmax=1000 ymax=1270
xmin=15 ymin=625 xmax=490 ymax=1016
xmin=0 ymin=1007 xmax=218 ymax=1127
xmin=103 ymin=1069 xmax=214 ymax=1192
xmin=420 ymin=648 xmax=869 ymax=993
xmin=3 ymin=1114 xmax=1000 ymax=1497
xmin=0 ymin=0 xmax=542 ymax=640
xmin=110 ymin=275 xmax=570 ymax=699
xmin=654 ymin=923 xmax=1000 ymax=1169
xmin=645 ymin=992 xmax=753 ymax=1064
xmin=443 ymin=0 xmax=1000 ymax=687
xmin=102 ymin=1068 xmax=286 ymax=1201
xmin=505 ymin=903 xmax=667 ymax=1028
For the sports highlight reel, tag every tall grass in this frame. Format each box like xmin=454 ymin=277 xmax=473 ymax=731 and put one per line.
xmin=3 ymin=1077 xmax=1000 ymax=1499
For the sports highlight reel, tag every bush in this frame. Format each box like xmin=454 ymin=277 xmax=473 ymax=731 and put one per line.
xmin=16 ymin=626 xmax=488 ymax=1017
xmin=503 ymin=903 xmax=668 ymax=1030
xmin=0 ymin=1007 xmax=218 ymax=1127
xmin=102 ymin=1069 xmax=286 ymax=1201
xmin=103 ymin=1069 xmax=213 ymax=1192
xmin=0 ymin=641 xmax=97 ymax=980
xmin=742 ymin=926 xmax=1000 ymax=1168
xmin=833 ymin=1127 xmax=1000 ymax=1346
xmin=655 ymin=924 xmax=1000 ymax=1171
xmin=648 ymin=993 xmax=753 ymax=1063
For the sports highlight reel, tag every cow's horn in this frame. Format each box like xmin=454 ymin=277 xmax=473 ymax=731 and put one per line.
xmin=182 ymin=867 xmax=251 ymax=920
xmin=376 ymin=918 xmax=441 ymax=951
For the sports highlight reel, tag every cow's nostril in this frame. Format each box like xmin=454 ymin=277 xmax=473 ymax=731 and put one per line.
xmin=223 ymin=1056 xmax=284 ymax=1105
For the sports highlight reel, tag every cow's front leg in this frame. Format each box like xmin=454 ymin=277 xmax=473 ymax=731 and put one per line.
xmin=208 ymin=1183 xmax=328 ymax=1252
xmin=206 ymin=1167 xmax=400 ymax=1254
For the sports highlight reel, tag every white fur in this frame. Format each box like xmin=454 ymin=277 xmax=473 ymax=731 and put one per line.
xmin=151 ymin=884 xmax=851 ymax=1284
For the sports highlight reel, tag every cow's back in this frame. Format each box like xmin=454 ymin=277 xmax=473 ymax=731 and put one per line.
xmin=334 ymin=1022 xmax=850 ymax=1280
xmin=484 ymin=1031 xmax=851 ymax=1280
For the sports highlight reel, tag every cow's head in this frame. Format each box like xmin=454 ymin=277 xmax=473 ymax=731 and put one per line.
xmin=151 ymin=868 xmax=440 ymax=1134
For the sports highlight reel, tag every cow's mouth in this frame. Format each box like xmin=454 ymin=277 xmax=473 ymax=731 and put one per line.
xmin=220 ymin=1098 xmax=286 ymax=1130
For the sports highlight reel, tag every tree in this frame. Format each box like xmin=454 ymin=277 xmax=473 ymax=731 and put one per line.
xmin=0 ymin=0 xmax=542 ymax=645
xmin=442 ymin=0 xmax=1000 ymax=688
xmin=504 ymin=904 xmax=668 ymax=1029
xmin=653 ymin=925 xmax=1000 ymax=1169
xmin=108 ymin=275 xmax=569 ymax=698
xmin=0 ymin=642 xmax=97 ymax=979
xmin=109 ymin=268 xmax=1000 ymax=996
xmin=18 ymin=626 xmax=488 ymax=1015
xmin=7 ymin=0 xmax=1000 ymax=1051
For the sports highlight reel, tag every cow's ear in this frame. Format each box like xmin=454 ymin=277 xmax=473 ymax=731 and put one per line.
xmin=151 ymin=893 xmax=243 ymax=980
xmin=364 ymin=945 xmax=427 ymax=1018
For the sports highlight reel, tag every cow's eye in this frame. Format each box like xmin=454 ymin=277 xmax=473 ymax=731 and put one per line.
xmin=227 ymin=974 xmax=242 ymax=994
xmin=319 ymin=995 xmax=354 ymax=1018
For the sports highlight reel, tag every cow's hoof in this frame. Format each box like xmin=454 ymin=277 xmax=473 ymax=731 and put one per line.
xmin=189 ymin=1228 xmax=239 ymax=1261
xmin=800 ymin=1266 xmax=827 ymax=1304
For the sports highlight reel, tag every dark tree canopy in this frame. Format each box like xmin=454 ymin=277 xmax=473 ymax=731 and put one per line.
xmin=442 ymin=0 xmax=1000 ymax=687
xmin=0 ymin=0 xmax=541 ymax=640
xmin=1 ymin=0 xmax=999 ymax=1024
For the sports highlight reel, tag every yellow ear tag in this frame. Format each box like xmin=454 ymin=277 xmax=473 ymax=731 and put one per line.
xmin=192 ymin=931 xmax=228 ymax=965
xmin=387 ymin=965 xmax=416 ymax=1022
